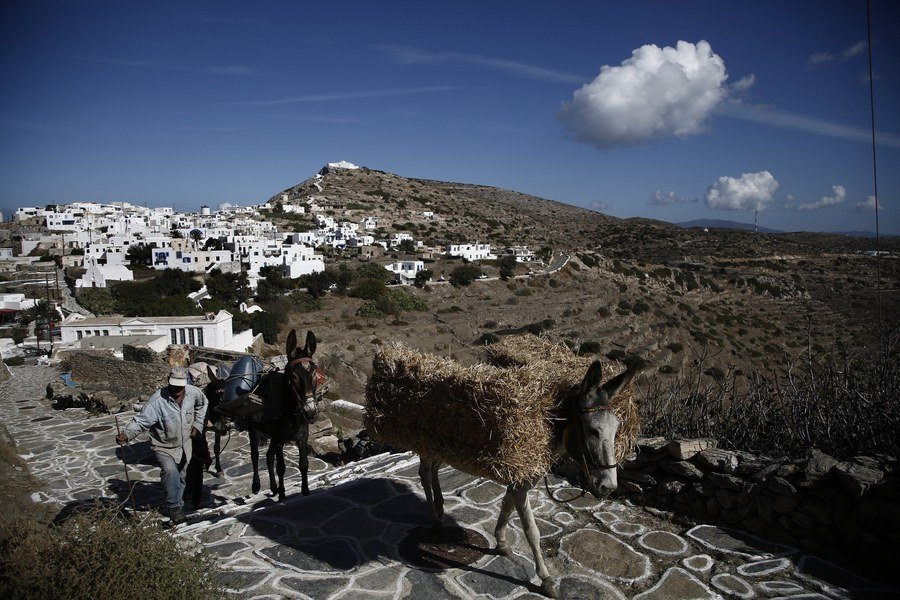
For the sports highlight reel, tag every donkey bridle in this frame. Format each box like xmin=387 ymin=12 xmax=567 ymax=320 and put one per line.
xmin=284 ymin=356 xmax=320 ymax=420
xmin=576 ymin=404 xmax=620 ymax=471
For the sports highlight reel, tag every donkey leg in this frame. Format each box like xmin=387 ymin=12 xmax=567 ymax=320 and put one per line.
xmin=249 ymin=429 xmax=261 ymax=495
xmin=494 ymin=487 xmax=516 ymax=556
xmin=298 ymin=428 xmax=310 ymax=496
xmin=213 ymin=432 xmax=224 ymax=478
xmin=512 ymin=485 xmax=556 ymax=598
xmin=275 ymin=445 xmax=287 ymax=502
xmin=266 ymin=444 xmax=279 ymax=496
xmin=418 ymin=458 xmax=442 ymax=528
xmin=430 ymin=463 xmax=444 ymax=522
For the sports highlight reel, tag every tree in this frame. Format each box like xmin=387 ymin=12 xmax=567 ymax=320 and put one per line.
xmin=450 ymin=265 xmax=482 ymax=287
xmin=497 ymin=255 xmax=517 ymax=280
xmin=203 ymin=237 xmax=223 ymax=251
xmin=126 ymin=243 xmax=153 ymax=265
xmin=396 ymin=239 xmax=416 ymax=253
xmin=350 ymin=278 xmax=387 ymax=301
xmin=206 ymin=269 xmax=251 ymax=306
xmin=355 ymin=262 xmax=390 ymax=282
xmin=414 ymin=269 xmax=432 ymax=288
xmin=171 ymin=229 xmax=183 ymax=239
xmin=250 ymin=312 xmax=279 ymax=344
xmin=189 ymin=229 xmax=203 ymax=245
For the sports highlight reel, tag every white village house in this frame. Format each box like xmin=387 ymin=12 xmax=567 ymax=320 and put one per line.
xmin=59 ymin=310 xmax=256 ymax=352
xmin=445 ymin=243 xmax=496 ymax=261
xmin=385 ymin=260 xmax=425 ymax=283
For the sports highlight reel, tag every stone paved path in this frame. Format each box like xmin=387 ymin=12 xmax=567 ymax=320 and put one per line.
xmin=2 ymin=365 xmax=897 ymax=599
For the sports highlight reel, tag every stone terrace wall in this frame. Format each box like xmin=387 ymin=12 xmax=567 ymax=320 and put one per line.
xmin=617 ymin=437 xmax=899 ymax=566
xmin=69 ymin=349 xmax=169 ymax=400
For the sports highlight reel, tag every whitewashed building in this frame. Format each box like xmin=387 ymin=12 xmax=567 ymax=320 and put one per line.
xmin=385 ymin=260 xmax=425 ymax=283
xmin=76 ymin=261 xmax=134 ymax=288
xmin=445 ymin=243 xmax=495 ymax=261
xmin=59 ymin=310 xmax=256 ymax=352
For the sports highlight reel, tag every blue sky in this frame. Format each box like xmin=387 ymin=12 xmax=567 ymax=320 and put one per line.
xmin=1 ymin=1 xmax=898 ymax=234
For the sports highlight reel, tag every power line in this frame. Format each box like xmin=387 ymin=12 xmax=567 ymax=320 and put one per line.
xmin=865 ymin=0 xmax=883 ymax=330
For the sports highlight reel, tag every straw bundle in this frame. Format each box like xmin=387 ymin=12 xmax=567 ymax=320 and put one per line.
xmin=485 ymin=334 xmax=640 ymax=464
xmin=365 ymin=336 xmax=641 ymax=485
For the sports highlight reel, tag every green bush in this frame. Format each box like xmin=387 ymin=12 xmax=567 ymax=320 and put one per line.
xmin=77 ymin=288 xmax=118 ymax=315
xmin=350 ymin=278 xmax=387 ymax=301
xmin=3 ymin=357 xmax=24 ymax=366
xmin=290 ymin=290 xmax=322 ymax=312
xmin=0 ymin=507 xmax=223 ymax=599
xmin=449 ymin=265 xmax=482 ymax=287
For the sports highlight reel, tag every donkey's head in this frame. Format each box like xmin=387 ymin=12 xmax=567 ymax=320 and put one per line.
xmin=572 ymin=360 xmax=639 ymax=497
xmin=204 ymin=365 xmax=230 ymax=434
xmin=285 ymin=329 xmax=319 ymax=421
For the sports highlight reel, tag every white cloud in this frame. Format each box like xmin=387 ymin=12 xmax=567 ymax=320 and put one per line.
xmin=843 ymin=41 xmax=868 ymax=59
xmin=798 ymin=185 xmax=846 ymax=210
xmin=649 ymin=190 xmax=695 ymax=205
xmin=806 ymin=52 xmax=834 ymax=68
xmin=720 ymin=102 xmax=900 ymax=147
xmin=591 ymin=201 xmax=611 ymax=211
xmin=704 ymin=171 xmax=779 ymax=211
xmin=731 ymin=74 xmax=756 ymax=92
xmin=557 ymin=40 xmax=730 ymax=148
xmin=382 ymin=45 xmax=583 ymax=83
xmin=230 ymin=86 xmax=454 ymax=106
xmin=855 ymin=196 xmax=883 ymax=211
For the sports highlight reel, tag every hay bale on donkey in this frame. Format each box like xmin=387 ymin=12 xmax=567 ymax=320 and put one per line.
xmin=364 ymin=337 xmax=643 ymax=598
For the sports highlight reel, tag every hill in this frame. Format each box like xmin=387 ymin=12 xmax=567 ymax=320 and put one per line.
xmin=256 ymin=165 xmax=898 ymax=405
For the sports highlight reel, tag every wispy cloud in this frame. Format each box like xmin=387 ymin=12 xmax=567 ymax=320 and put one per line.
xmin=855 ymin=196 xmax=884 ymax=212
xmin=720 ymin=102 xmax=900 ymax=147
xmin=271 ymin=115 xmax=362 ymax=124
xmin=806 ymin=40 xmax=867 ymax=69
xmin=230 ymin=86 xmax=454 ymax=106
xmin=382 ymin=45 xmax=584 ymax=83
xmin=77 ymin=56 xmax=257 ymax=76
xmin=649 ymin=190 xmax=696 ymax=205
xmin=591 ymin=201 xmax=611 ymax=211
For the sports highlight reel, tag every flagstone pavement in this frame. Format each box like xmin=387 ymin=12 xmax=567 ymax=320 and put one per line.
xmin=2 ymin=365 xmax=897 ymax=599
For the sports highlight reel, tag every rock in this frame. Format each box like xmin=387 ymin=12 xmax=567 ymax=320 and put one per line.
xmin=773 ymin=495 xmax=798 ymax=514
xmin=753 ymin=461 xmax=783 ymax=483
xmin=91 ymin=391 xmax=122 ymax=413
xmin=621 ymin=471 xmax=657 ymax=486
xmin=658 ymin=479 xmax=686 ymax=495
xmin=853 ymin=455 xmax=882 ymax=471
xmin=707 ymin=472 xmax=744 ymax=492
xmin=833 ymin=461 xmax=883 ymax=498
xmin=618 ymin=480 xmax=644 ymax=495
xmin=801 ymin=449 xmax=838 ymax=485
xmin=662 ymin=461 xmax=705 ymax=481
xmin=692 ymin=481 xmax=716 ymax=497
xmin=694 ymin=448 xmax=739 ymax=473
xmin=768 ymin=476 xmax=797 ymax=497
xmin=310 ymin=434 xmax=341 ymax=456
xmin=775 ymin=463 xmax=799 ymax=478
xmin=309 ymin=417 xmax=333 ymax=439
xmin=667 ymin=438 xmax=717 ymax=461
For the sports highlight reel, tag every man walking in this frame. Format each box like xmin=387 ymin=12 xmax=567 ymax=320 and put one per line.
xmin=115 ymin=366 xmax=208 ymax=525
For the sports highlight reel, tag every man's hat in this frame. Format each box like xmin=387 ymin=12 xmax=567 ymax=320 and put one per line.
xmin=168 ymin=367 xmax=189 ymax=387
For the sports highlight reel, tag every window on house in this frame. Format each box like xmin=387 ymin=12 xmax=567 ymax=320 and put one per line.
xmin=179 ymin=328 xmax=186 ymax=344
xmin=171 ymin=329 xmax=177 ymax=344
xmin=189 ymin=328 xmax=196 ymax=345
xmin=103 ymin=330 xmax=109 ymax=336
xmin=197 ymin=328 xmax=204 ymax=347
xmin=76 ymin=331 xmax=83 ymax=340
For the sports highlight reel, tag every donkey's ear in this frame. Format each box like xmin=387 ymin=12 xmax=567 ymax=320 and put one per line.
xmin=207 ymin=365 xmax=219 ymax=382
xmin=304 ymin=330 xmax=317 ymax=357
xmin=600 ymin=365 xmax=639 ymax=400
xmin=286 ymin=329 xmax=298 ymax=358
xmin=580 ymin=361 xmax=604 ymax=393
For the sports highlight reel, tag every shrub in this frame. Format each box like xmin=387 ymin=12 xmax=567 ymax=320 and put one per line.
xmin=3 ymin=356 xmax=25 ymax=366
xmin=290 ymin=290 xmax=322 ymax=312
xmin=579 ymin=341 xmax=602 ymax=354
xmin=477 ymin=332 xmax=501 ymax=345
xmin=597 ymin=306 xmax=611 ymax=318
xmin=77 ymin=288 xmax=118 ymax=315
xmin=667 ymin=342 xmax=684 ymax=353
xmin=449 ymin=265 xmax=482 ymax=287
xmin=0 ymin=506 xmax=222 ymax=599
xmin=350 ymin=278 xmax=387 ymax=301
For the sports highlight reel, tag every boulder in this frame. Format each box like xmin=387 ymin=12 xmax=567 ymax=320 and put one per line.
xmin=801 ymin=449 xmax=838 ymax=486
xmin=694 ymin=448 xmax=739 ymax=473
xmin=667 ymin=438 xmax=717 ymax=460
xmin=662 ymin=460 xmax=705 ymax=481
xmin=833 ymin=461 xmax=884 ymax=498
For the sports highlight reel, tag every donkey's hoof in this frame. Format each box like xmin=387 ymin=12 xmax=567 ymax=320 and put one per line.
xmin=251 ymin=481 xmax=261 ymax=494
xmin=495 ymin=544 xmax=511 ymax=557
xmin=539 ymin=578 xmax=558 ymax=598
xmin=215 ymin=470 xmax=224 ymax=478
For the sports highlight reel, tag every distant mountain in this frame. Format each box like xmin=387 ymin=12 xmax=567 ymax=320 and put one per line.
xmin=675 ymin=219 xmax=783 ymax=234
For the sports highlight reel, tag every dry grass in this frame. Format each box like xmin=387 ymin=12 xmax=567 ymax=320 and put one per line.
xmin=365 ymin=335 xmax=639 ymax=484
xmin=0 ymin=504 xmax=223 ymax=600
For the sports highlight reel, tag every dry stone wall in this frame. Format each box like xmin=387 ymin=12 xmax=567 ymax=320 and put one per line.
xmin=617 ymin=437 xmax=899 ymax=566
xmin=68 ymin=349 xmax=169 ymax=400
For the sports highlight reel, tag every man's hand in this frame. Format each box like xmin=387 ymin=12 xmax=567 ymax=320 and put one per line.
xmin=115 ymin=433 xmax=127 ymax=445
xmin=190 ymin=426 xmax=199 ymax=438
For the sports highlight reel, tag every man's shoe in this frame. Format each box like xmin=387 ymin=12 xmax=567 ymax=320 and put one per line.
xmin=169 ymin=508 xmax=187 ymax=525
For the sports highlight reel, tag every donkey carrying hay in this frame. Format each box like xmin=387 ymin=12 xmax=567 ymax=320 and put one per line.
xmin=365 ymin=336 xmax=642 ymax=597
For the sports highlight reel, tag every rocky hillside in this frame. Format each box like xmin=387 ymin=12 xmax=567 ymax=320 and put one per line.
xmin=258 ymin=165 xmax=898 ymax=408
